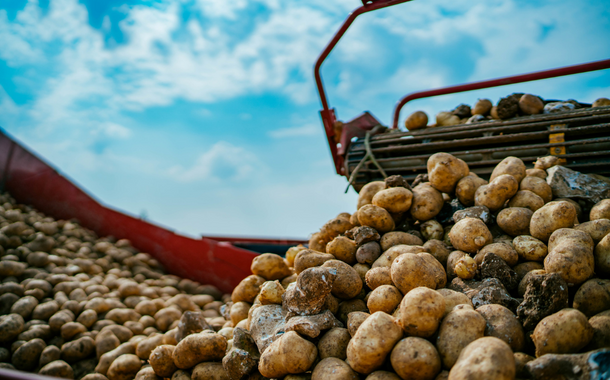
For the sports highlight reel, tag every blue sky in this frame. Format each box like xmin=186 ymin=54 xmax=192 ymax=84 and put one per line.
xmin=1 ymin=0 xmax=609 ymax=239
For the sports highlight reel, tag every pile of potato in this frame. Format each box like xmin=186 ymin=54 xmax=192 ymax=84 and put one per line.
xmin=0 ymin=193 xmax=232 ymax=379
xmin=404 ymin=95 xmax=610 ymax=130
xmin=3 ymin=152 xmax=610 ymax=380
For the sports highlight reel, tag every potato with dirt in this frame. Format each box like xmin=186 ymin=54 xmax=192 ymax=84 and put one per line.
xmin=427 ymin=153 xmax=469 ymax=194
xmin=312 ymin=357 xmax=359 ymax=380
xmin=448 ymin=337 xmax=515 ymax=380
xmin=372 ymin=187 xmax=413 ymax=214
xmin=490 ymin=156 xmax=526 ymax=183
xmin=531 ymin=308 xmax=593 ymax=356
xmin=573 ymin=278 xmax=610 ymax=318
xmin=172 ymin=332 xmax=227 ymax=369
xmin=575 ymin=219 xmax=610 ymax=244
xmin=326 ymin=236 xmax=357 ymax=265
xmin=294 ymin=249 xmax=334 ymax=274
xmin=379 ymin=232 xmax=423 ymax=252
xmin=476 ymin=304 xmax=524 ymax=352
xmin=437 ymin=289 xmax=472 ymax=316
xmin=410 ymin=184 xmax=444 ymax=221
xmin=590 ymin=199 xmax=610 ymax=220
xmin=390 ymin=337 xmax=441 ymax=380
xmin=258 ymin=331 xmax=317 ymax=378
xmin=322 ymin=260 xmax=363 ymax=300
xmin=390 ymin=252 xmax=446 ymax=294
xmin=358 ymin=181 xmax=386 ymax=209
xmin=372 ymin=244 xmax=427 ymax=269
xmin=455 ymin=174 xmax=488 ymax=207
xmin=594 ymin=233 xmax=610 ymax=276
xmin=436 ymin=305 xmax=486 ymax=369
xmin=358 ymin=205 xmax=395 ymax=233
xmin=318 ymin=327 xmax=351 ymax=360
xmin=397 ymin=287 xmax=445 ymax=338
xmin=508 ymin=190 xmax=544 ymax=212
xmin=423 ymin=240 xmax=451 ymax=267
xmin=530 ymin=201 xmax=577 ymax=242
xmin=474 ymin=174 xmax=519 ymax=212
xmin=251 ymin=253 xmax=292 ymax=281
xmin=520 ymin=176 xmax=553 ymax=203
xmin=473 ymin=243 xmax=518 ymax=267
xmin=448 ymin=217 xmax=492 ymax=253
xmin=367 ymin=285 xmax=403 ymax=314
xmin=545 ymin=228 xmax=594 ymax=285
xmin=346 ymin=312 xmax=403 ymax=374
xmin=420 ymin=220 xmax=444 ymax=241
xmin=496 ymin=207 xmax=533 ymax=237
xmin=513 ymin=235 xmax=548 ymax=262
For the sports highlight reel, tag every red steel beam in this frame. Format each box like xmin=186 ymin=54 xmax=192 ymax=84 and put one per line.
xmin=392 ymin=59 xmax=610 ymax=129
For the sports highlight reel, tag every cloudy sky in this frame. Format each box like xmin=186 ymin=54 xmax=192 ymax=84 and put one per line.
xmin=1 ymin=0 xmax=609 ymax=239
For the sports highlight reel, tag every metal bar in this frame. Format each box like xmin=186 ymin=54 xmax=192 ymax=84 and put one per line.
xmin=0 ymin=140 xmax=15 ymax=192
xmin=392 ymin=59 xmax=610 ymax=129
xmin=313 ymin=0 xmax=412 ymax=175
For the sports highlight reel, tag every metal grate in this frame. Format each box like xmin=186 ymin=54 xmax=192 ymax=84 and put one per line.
xmin=345 ymin=106 xmax=610 ymax=191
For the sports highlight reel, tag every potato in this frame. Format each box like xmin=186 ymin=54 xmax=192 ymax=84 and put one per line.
xmin=436 ymin=112 xmax=460 ymax=127
xmin=356 ymin=242 xmax=381 ymax=265
xmin=39 ymin=360 xmax=74 ymax=379
xmin=294 ymin=250 xmax=334 ymax=274
xmin=530 ymin=201 xmax=577 ymax=242
xmin=390 ymin=252 xmax=446 ymax=294
xmin=436 ymin=289 xmax=472 ymax=316
xmin=455 ymin=174 xmax=488 ymax=206
xmin=476 ymin=304 xmax=524 ymax=351
xmin=473 ymin=243 xmax=518 ymax=266
xmin=474 ymin=175 xmax=519 ymax=212
xmin=258 ymin=280 xmax=284 ymax=305
xmin=366 ymin=371 xmax=401 ymax=380
xmin=534 ymin=155 xmax=560 ymax=170
xmin=427 ymin=153 xmax=469 ymax=193
xmin=410 ymin=184 xmax=444 ymax=221
xmin=154 ymin=308 xmax=181 ymax=332
xmin=191 ymin=362 xmax=228 ymax=380
xmin=420 ymin=220 xmax=444 ymax=241
xmin=285 ymin=245 xmax=306 ymax=267
xmin=397 ymin=287 xmax=445 ymax=337
xmin=436 ymin=305 xmax=486 ymax=369
xmin=545 ymin=228 xmax=594 ymax=285
xmin=327 ymin=236 xmax=357 ymax=265
xmin=367 ymin=285 xmax=402 ymax=314
xmin=308 ymin=232 xmax=327 ymax=253
xmin=372 ymin=187 xmax=413 ymax=214
xmin=312 ymin=357 xmax=359 ymax=380
xmin=372 ymin=244 xmax=427 ymax=268
xmin=591 ymin=199 xmax=610 ymax=220
xmin=496 ymin=207 xmax=532 ymax=237
xmin=347 ymin=311 xmax=370 ymax=337
xmin=251 ymin=253 xmax=292 ymax=281
xmin=490 ymin=157 xmax=526 ymax=184
xmin=575 ymin=219 xmax=610 ymax=244
xmin=445 ymin=251 xmax=466 ymax=281
xmin=358 ymin=182 xmax=386 ymax=210
xmin=595 ymin=233 xmax=610 ymax=276
xmin=588 ymin=310 xmax=610 ymax=349
xmin=230 ymin=302 xmax=251 ymax=326
xmin=11 ymin=338 xmax=45 ymax=371
xmin=358 ymin=205 xmax=395 ymax=233
xmin=136 ymin=334 xmax=165 ymax=360
xmin=0 ymin=313 xmax=25 ymax=343
xmin=150 ymin=345 xmax=177 ymax=377
xmin=513 ymin=235 xmax=548 ymax=261
xmin=519 ymin=94 xmax=544 ymax=114
xmin=318 ymin=327 xmax=351 ymax=360
xmin=447 ymin=337 xmax=515 ymax=380
xmin=379 ymin=232 xmax=423 ymax=252
xmin=423 ymin=240 xmax=451 ymax=267
xmin=520 ymin=176 xmax=552 ymax=203
xmin=322 ymin=260 xmax=363 ymax=299
xmin=365 ymin=267 xmax=393 ymax=290
xmin=346 ymin=312 xmax=403 ymax=374
xmin=453 ymin=255 xmax=477 ymax=280
xmin=172 ymin=332 xmax=226 ymax=369
xmin=532 ymin=308 xmax=593 ymax=356
xmin=508 ymin=190 xmax=544 ymax=212
xmin=107 ymin=354 xmax=142 ymax=380
xmin=405 ymin=111 xmax=429 ymax=131
xmin=258 ymin=331 xmax=317 ymax=378
xmin=573 ymin=279 xmax=610 ymax=318
xmin=472 ymin=99 xmax=492 ymax=115
xmin=526 ymin=168 xmax=547 ymax=179
xmin=593 ymin=97 xmax=610 ymax=107
xmin=231 ymin=275 xmax=265 ymax=303
xmin=390 ymin=337 xmax=441 ymax=380
xmin=448 ymin=217 xmax=492 ymax=253
xmin=96 ymin=342 xmax=136 ymax=375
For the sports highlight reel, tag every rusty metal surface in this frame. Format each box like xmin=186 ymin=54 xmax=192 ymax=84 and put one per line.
xmin=346 ymin=106 xmax=610 ymax=188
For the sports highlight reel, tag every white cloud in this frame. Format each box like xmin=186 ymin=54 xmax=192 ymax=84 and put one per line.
xmin=167 ymin=141 xmax=263 ymax=182
xmin=269 ymin=124 xmax=320 ymax=139
xmin=99 ymin=123 xmax=132 ymax=139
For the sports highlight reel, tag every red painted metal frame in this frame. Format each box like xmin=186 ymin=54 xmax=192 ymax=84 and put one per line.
xmin=0 ymin=130 xmax=307 ymax=295
xmin=314 ymin=0 xmax=610 ymax=175
xmin=392 ymin=59 xmax=610 ymax=129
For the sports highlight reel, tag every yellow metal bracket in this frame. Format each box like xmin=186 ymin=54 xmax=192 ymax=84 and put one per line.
xmin=549 ymin=124 xmax=568 ymax=164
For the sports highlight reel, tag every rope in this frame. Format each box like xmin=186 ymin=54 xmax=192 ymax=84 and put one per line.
xmin=345 ymin=127 xmax=388 ymax=193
